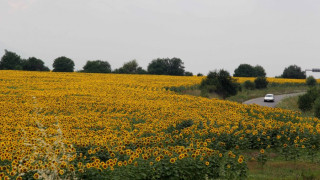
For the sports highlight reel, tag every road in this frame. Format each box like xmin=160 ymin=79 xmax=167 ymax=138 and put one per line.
xmin=243 ymin=92 xmax=305 ymax=108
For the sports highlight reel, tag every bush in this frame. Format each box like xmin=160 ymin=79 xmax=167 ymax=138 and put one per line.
xmin=298 ymin=94 xmax=314 ymax=112
xmin=306 ymin=76 xmax=317 ymax=86
xmin=254 ymin=77 xmax=268 ymax=89
xmin=243 ymin=80 xmax=255 ymax=90
xmin=184 ymin=71 xmax=193 ymax=76
xmin=197 ymin=73 xmax=203 ymax=76
xmin=314 ymin=97 xmax=320 ymax=118
xmin=200 ymin=70 xmax=238 ymax=99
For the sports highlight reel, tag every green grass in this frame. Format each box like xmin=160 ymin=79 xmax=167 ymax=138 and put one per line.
xmin=248 ymin=160 xmax=320 ymax=180
xmin=246 ymin=149 xmax=320 ymax=180
xmin=276 ymin=95 xmax=314 ymax=117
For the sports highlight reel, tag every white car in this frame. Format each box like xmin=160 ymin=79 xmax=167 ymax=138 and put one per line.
xmin=264 ymin=94 xmax=275 ymax=102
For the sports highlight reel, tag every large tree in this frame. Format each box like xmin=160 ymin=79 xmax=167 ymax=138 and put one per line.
xmin=254 ymin=65 xmax=266 ymax=77
xmin=82 ymin=60 xmax=111 ymax=73
xmin=281 ymin=65 xmax=306 ymax=79
xmin=147 ymin=58 xmax=185 ymax=76
xmin=233 ymin=64 xmax=256 ymax=77
xmin=234 ymin=64 xmax=266 ymax=77
xmin=0 ymin=50 xmax=22 ymax=70
xmin=22 ymin=57 xmax=50 ymax=71
xmin=52 ymin=56 xmax=75 ymax=72
xmin=147 ymin=59 xmax=169 ymax=75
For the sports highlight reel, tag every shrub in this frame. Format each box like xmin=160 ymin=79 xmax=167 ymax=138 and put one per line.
xmin=197 ymin=73 xmax=203 ymax=76
xmin=306 ymin=76 xmax=317 ymax=86
xmin=200 ymin=70 xmax=238 ymax=99
xmin=243 ymin=80 xmax=255 ymax=90
xmin=184 ymin=71 xmax=193 ymax=76
xmin=254 ymin=77 xmax=268 ymax=89
xmin=298 ymin=94 xmax=314 ymax=112
xmin=314 ymin=97 xmax=320 ymax=118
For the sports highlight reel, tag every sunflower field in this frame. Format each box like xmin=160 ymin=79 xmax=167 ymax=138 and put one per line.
xmin=0 ymin=71 xmax=319 ymax=180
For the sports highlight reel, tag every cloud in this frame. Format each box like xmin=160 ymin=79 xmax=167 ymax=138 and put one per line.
xmin=8 ymin=0 xmax=37 ymax=10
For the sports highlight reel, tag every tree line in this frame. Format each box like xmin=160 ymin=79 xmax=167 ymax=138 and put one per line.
xmin=0 ymin=50 xmax=309 ymax=79
xmin=0 ymin=50 xmax=192 ymax=76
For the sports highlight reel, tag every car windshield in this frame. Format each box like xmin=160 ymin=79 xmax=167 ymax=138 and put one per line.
xmin=266 ymin=95 xmax=273 ymax=97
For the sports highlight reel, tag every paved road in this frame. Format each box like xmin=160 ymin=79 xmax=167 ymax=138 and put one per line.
xmin=243 ymin=92 xmax=305 ymax=108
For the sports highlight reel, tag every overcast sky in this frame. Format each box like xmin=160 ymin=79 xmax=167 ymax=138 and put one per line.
xmin=1 ymin=0 xmax=320 ymax=77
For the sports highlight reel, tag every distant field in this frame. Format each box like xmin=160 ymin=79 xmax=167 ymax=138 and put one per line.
xmin=0 ymin=71 xmax=319 ymax=179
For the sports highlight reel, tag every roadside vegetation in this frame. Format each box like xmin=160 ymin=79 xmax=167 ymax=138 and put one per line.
xmin=277 ymin=80 xmax=320 ymax=119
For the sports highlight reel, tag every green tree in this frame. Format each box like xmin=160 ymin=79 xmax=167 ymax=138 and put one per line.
xmin=234 ymin=64 xmax=266 ymax=77
xmin=233 ymin=64 xmax=256 ymax=77
xmin=184 ymin=71 xmax=193 ymax=76
xmin=147 ymin=58 xmax=185 ymax=76
xmin=254 ymin=65 xmax=266 ymax=77
xmin=0 ymin=50 xmax=22 ymax=70
xmin=200 ymin=69 xmax=239 ymax=99
xmin=147 ymin=59 xmax=169 ymax=75
xmin=22 ymin=57 xmax=49 ymax=71
xmin=281 ymin=65 xmax=306 ymax=79
xmin=82 ymin=60 xmax=111 ymax=73
xmin=254 ymin=77 xmax=268 ymax=89
xmin=52 ymin=56 xmax=75 ymax=72
xmin=167 ymin=58 xmax=185 ymax=76
xmin=306 ymin=76 xmax=317 ymax=86
xmin=113 ymin=60 xmax=146 ymax=74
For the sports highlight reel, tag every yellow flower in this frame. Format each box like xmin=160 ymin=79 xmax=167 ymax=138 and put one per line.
xmin=33 ymin=173 xmax=40 ymax=179
xmin=170 ymin=158 xmax=176 ymax=163
xmin=238 ymin=157 xmax=243 ymax=164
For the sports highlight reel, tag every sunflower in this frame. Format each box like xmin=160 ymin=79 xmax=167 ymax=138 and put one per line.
xmin=155 ymin=157 xmax=161 ymax=162
xmin=205 ymin=161 xmax=209 ymax=166
xmin=59 ymin=169 xmax=64 ymax=175
xmin=170 ymin=158 xmax=176 ymax=164
xmin=238 ymin=158 xmax=243 ymax=164
xmin=33 ymin=173 xmax=40 ymax=179
xmin=260 ymin=149 xmax=265 ymax=154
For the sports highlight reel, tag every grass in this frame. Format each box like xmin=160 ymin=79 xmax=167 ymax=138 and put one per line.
xmin=244 ymin=149 xmax=320 ymax=180
xmin=245 ymin=149 xmax=320 ymax=180
xmin=248 ymin=160 xmax=320 ymax=180
xmin=276 ymin=93 xmax=315 ymax=117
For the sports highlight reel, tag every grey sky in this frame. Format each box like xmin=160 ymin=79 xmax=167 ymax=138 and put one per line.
xmin=1 ymin=0 xmax=320 ymax=77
